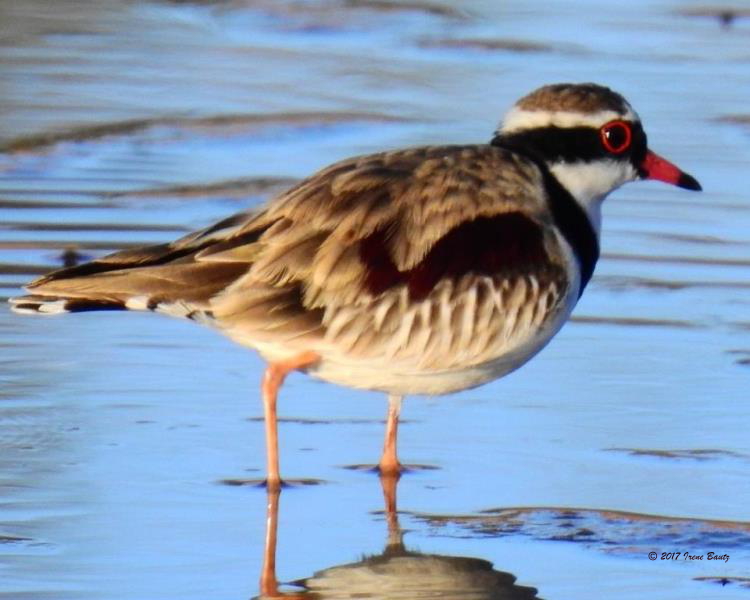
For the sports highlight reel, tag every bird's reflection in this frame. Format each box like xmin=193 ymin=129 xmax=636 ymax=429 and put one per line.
xmin=257 ymin=474 xmax=543 ymax=599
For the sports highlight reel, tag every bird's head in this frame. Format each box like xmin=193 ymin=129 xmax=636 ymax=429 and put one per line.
xmin=493 ymin=83 xmax=701 ymax=233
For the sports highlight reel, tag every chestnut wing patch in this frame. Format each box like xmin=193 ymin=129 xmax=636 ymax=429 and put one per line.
xmin=360 ymin=212 xmax=554 ymax=301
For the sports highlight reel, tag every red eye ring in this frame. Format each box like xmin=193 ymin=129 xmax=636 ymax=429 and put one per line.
xmin=600 ymin=120 xmax=632 ymax=154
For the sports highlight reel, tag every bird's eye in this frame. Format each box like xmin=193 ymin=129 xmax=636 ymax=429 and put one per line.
xmin=600 ymin=120 xmax=632 ymax=154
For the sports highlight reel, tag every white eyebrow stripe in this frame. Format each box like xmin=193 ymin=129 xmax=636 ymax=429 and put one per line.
xmin=499 ymin=106 xmax=639 ymax=134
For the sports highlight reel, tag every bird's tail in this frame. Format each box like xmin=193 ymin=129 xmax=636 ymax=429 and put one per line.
xmin=9 ymin=208 xmax=269 ymax=318
xmin=9 ymin=249 xmax=249 ymax=319
xmin=9 ymin=294 xmax=128 ymax=315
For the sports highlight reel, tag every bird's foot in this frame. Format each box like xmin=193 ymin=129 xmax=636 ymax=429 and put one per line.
xmin=342 ymin=463 xmax=438 ymax=475
xmin=218 ymin=477 xmax=323 ymax=489
xmin=260 ymin=477 xmax=324 ymax=490
xmin=377 ymin=460 xmax=404 ymax=479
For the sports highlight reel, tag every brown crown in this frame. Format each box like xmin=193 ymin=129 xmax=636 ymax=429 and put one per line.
xmin=516 ymin=83 xmax=630 ymax=114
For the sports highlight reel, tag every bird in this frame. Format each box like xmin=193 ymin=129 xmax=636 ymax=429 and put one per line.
xmin=10 ymin=83 xmax=701 ymax=489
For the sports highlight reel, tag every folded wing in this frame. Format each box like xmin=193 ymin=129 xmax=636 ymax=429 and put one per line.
xmin=12 ymin=145 xmax=569 ymax=370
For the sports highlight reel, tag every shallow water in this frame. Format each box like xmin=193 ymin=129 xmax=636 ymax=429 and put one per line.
xmin=1 ymin=1 xmax=749 ymax=598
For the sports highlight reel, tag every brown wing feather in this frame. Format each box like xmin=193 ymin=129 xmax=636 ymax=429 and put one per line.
xmin=258 ymin=145 xmax=552 ymax=269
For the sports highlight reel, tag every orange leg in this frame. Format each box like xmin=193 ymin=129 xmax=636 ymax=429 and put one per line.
xmin=378 ymin=394 xmax=403 ymax=477
xmin=261 ymin=351 xmax=319 ymax=490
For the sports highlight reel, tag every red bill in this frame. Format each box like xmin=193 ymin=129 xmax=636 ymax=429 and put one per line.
xmin=640 ymin=150 xmax=701 ymax=191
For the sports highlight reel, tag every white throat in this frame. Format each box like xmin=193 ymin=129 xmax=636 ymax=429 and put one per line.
xmin=549 ymin=160 xmax=637 ymax=239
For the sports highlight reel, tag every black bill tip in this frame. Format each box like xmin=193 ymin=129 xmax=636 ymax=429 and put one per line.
xmin=678 ymin=172 xmax=702 ymax=192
